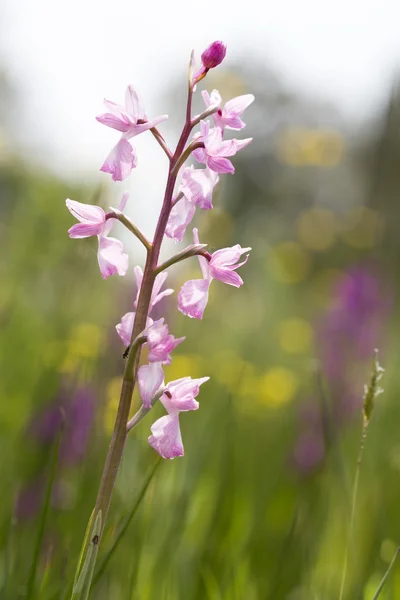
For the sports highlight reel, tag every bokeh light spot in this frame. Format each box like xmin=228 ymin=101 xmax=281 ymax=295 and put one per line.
xmin=297 ymin=208 xmax=337 ymax=251
xmin=276 ymin=128 xmax=344 ymax=167
xmin=279 ymin=318 xmax=313 ymax=354
xmin=341 ymin=206 xmax=384 ymax=248
xmin=259 ymin=367 xmax=298 ymax=406
xmin=269 ymin=242 xmax=311 ymax=284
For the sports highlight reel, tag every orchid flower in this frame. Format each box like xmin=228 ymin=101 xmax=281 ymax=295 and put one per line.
xmin=148 ymin=376 xmax=209 ymax=459
xmin=178 ymin=228 xmax=251 ymax=319
xmin=116 ymin=268 xmax=174 ymax=346
xmin=147 ymin=318 xmax=185 ymax=365
xmin=202 ymin=89 xmax=254 ymax=131
xmin=66 ymin=193 xmax=129 ymax=279
xmin=165 ymin=166 xmax=219 ymax=242
xmin=193 ymin=120 xmax=252 ymax=174
xmin=97 ymin=85 xmax=168 ymax=181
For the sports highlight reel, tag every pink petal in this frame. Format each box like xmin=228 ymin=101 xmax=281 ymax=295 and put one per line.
xmin=165 ymin=196 xmax=196 ymax=242
xmin=66 ymin=199 xmax=105 ymax=224
xmin=97 ymin=235 xmax=128 ymax=279
xmin=180 ymin=166 xmax=218 ymax=210
xmin=118 ymin=191 xmax=129 ymax=213
xmin=96 ymin=113 xmax=131 ymax=132
xmin=207 ymin=156 xmax=234 ymax=174
xmin=134 ymin=266 xmax=144 ymax=302
xmin=162 ymin=376 xmax=209 ymax=413
xmin=66 ymin=199 xmax=106 ymax=238
xmin=148 ymin=415 xmax=184 ymax=459
xmin=123 ymin=115 xmax=169 ymax=140
xmin=138 ymin=363 xmax=164 ymax=409
xmin=116 ymin=311 xmax=135 ymax=346
xmin=103 ymin=99 xmax=127 ymax=119
xmin=204 ymin=126 xmax=223 ymax=155
xmin=125 ymin=85 xmax=145 ymax=119
xmin=151 ymin=272 xmax=174 ymax=309
xmin=100 ymin=139 xmax=137 ymax=182
xmin=67 ymin=222 xmax=104 ymax=238
xmin=224 ymin=94 xmax=254 ymax=117
xmin=209 ymin=267 xmax=243 ymax=287
xmin=178 ymin=278 xmax=210 ymax=319
xmin=211 ymin=245 xmax=245 ymax=267
xmin=233 ymin=137 xmax=253 ymax=152
xmin=222 ymin=115 xmax=245 ymax=129
xmin=192 ymin=228 xmax=210 ymax=279
xmin=193 ymin=146 xmax=207 ymax=164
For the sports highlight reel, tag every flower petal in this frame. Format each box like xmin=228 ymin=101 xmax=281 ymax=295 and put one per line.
xmin=224 ymin=94 xmax=254 ymax=117
xmin=125 ymin=85 xmax=145 ymax=119
xmin=165 ymin=196 xmax=196 ymax=242
xmin=138 ymin=363 xmax=164 ymax=409
xmin=116 ymin=311 xmax=135 ymax=346
xmin=180 ymin=166 xmax=218 ymax=210
xmin=178 ymin=278 xmax=210 ymax=319
xmin=207 ymin=156 xmax=234 ymax=174
xmin=96 ymin=113 xmax=131 ymax=132
xmin=192 ymin=228 xmax=210 ymax=279
xmin=97 ymin=235 xmax=128 ymax=279
xmin=66 ymin=199 xmax=105 ymax=224
xmin=100 ymin=139 xmax=137 ymax=182
xmin=148 ymin=414 xmax=184 ymax=459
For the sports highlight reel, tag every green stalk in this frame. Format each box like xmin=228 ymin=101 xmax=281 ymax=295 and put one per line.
xmin=90 ymin=458 xmax=161 ymax=590
xmin=372 ymin=547 xmax=400 ymax=600
xmin=26 ymin=428 xmax=61 ymax=600
xmin=338 ymin=421 xmax=368 ymax=600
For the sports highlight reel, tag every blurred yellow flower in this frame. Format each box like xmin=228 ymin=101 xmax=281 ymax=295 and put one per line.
xmin=164 ymin=354 xmax=207 ymax=382
xmin=268 ymin=242 xmax=311 ymax=284
xmin=258 ymin=367 xmax=298 ymax=406
xmin=297 ymin=208 xmax=337 ymax=251
xmin=276 ymin=127 xmax=344 ymax=167
xmin=341 ymin=206 xmax=384 ymax=249
xmin=60 ymin=323 xmax=103 ymax=374
xmin=279 ymin=318 xmax=313 ymax=354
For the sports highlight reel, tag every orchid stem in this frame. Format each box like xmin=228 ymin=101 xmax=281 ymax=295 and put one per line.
xmin=72 ymin=79 xmax=196 ymax=599
xmin=150 ymin=127 xmax=173 ymax=160
xmin=190 ymin=104 xmax=219 ymax=129
xmin=171 ymin=141 xmax=205 ymax=177
xmin=153 ymin=245 xmax=210 ymax=276
xmin=107 ymin=210 xmax=151 ymax=251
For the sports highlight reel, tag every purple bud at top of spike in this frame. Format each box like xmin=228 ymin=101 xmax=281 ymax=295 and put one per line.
xmin=201 ymin=41 xmax=227 ymax=70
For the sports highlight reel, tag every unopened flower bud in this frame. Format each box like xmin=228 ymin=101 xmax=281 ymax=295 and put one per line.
xmin=201 ymin=41 xmax=227 ymax=70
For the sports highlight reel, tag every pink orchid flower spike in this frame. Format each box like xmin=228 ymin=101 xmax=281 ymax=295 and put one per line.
xmin=66 ymin=192 xmax=129 ymax=279
xmin=202 ymin=89 xmax=254 ymax=131
xmin=193 ymin=120 xmax=252 ymax=174
xmin=178 ymin=228 xmax=251 ymax=319
xmin=97 ymin=85 xmax=168 ymax=181
xmin=148 ymin=376 xmax=209 ymax=459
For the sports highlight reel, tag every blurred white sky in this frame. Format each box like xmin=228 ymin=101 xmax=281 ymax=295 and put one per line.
xmin=1 ymin=0 xmax=400 ymax=236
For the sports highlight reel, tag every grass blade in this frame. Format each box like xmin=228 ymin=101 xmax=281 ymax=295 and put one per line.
xmin=90 ymin=458 xmax=161 ymax=590
xmin=372 ymin=547 xmax=400 ymax=600
xmin=26 ymin=428 xmax=62 ymax=600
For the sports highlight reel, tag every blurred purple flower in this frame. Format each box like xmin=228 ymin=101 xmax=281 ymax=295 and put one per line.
xmin=293 ymin=263 xmax=391 ymax=475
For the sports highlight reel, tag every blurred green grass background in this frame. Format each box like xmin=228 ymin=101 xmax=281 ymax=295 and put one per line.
xmin=1 ymin=65 xmax=400 ymax=600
